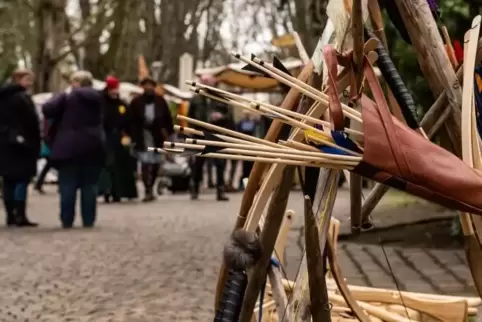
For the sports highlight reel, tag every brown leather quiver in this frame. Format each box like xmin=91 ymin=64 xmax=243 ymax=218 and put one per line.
xmin=323 ymin=44 xmax=482 ymax=215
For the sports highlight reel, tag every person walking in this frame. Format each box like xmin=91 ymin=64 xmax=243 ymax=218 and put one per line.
xmin=42 ymin=71 xmax=105 ymax=228
xmin=188 ymin=75 xmax=230 ymax=201
xmin=34 ymin=119 xmax=53 ymax=194
xmin=0 ymin=69 xmax=40 ymax=227
xmin=98 ymin=76 xmax=138 ymax=203
xmin=129 ymin=76 xmax=174 ymax=202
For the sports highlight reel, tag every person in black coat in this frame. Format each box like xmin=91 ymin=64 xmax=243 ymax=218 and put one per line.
xmin=0 ymin=69 xmax=41 ymax=227
xmin=188 ymin=75 xmax=231 ymax=201
xmin=42 ymin=71 xmax=105 ymax=228
xmin=98 ymin=76 xmax=138 ymax=203
xmin=128 ymin=76 xmax=174 ymax=202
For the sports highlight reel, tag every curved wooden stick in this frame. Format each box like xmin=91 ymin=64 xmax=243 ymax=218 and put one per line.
xmin=282 ymin=278 xmax=482 ymax=308
xmin=329 ymin=293 xmax=412 ymax=322
xmin=327 ymin=229 xmax=371 ymax=322
xmin=460 ymin=16 xmax=482 ymax=299
xmin=343 ymin=289 xmax=468 ymax=321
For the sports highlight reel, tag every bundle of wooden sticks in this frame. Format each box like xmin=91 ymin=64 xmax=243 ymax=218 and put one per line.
xmin=252 ymin=214 xmax=482 ymax=322
xmin=259 ymin=280 xmax=482 ymax=322
xmin=150 ymin=50 xmax=377 ymax=170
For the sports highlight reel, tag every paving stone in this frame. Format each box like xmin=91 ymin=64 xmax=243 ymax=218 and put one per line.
xmin=0 ymin=187 xmax=476 ymax=321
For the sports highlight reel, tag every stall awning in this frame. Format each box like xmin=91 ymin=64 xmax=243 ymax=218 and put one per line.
xmin=195 ymin=58 xmax=304 ymax=91
xmin=163 ymin=84 xmax=193 ymax=101
xmin=33 ymin=80 xmax=192 ymax=106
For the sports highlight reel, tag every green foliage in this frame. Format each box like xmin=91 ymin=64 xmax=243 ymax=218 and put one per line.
xmin=384 ymin=0 xmax=472 ymax=115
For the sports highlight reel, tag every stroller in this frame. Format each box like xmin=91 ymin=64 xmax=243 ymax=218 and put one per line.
xmin=156 ymin=154 xmax=191 ymax=194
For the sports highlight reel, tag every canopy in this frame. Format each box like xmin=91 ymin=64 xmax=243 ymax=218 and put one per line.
xmin=32 ymin=80 xmax=191 ymax=106
xmin=195 ymin=58 xmax=304 ymax=91
xmin=163 ymin=84 xmax=193 ymax=102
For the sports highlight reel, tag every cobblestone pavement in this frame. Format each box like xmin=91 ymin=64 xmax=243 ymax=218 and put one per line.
xmin=0 ymin=187 xmax=476 ymax=321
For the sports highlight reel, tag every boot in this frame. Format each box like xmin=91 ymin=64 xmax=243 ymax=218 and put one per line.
xmin=4 ymin=200 xmax=15 ymax=226
xmin=190 ymin=183 xmax=199 ymax=200
xmin=216 ymin=188 xmax=229 ymax=201
xmin=207 ymin=178 xmax=215 ymax=189
xmin=14 ymin=201 xmax=38 ymax=227
xmin=142 ymin=188 xmax=155 ymax=202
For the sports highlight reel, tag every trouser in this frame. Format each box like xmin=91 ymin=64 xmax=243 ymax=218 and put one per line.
xmin=191 ymin=157 xmax=226 ymax=192
xmin=241 ymin=161 xmax=253 ymax=182
xmin=3 ymin=176 xmax=28 ymax=209
xmin=2 ymin=176 xmax=30 ymax=224
xmin=58 ymin=163 xmax=101 ymax=227
xmin=206 ymin=159 xmax=214 ymax=185
xmin=35 ymin=158 xmax=52 ymax=189
xmin=141 ymin=163 xmax=160 ymax=195
xmin=2 ymin=177 xmax=28 ymax=202
xmin=228 ymin=160 xmax=239 ymax=186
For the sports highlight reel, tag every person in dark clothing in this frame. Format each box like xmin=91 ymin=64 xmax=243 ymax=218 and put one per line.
xmin=34 ymin=119 xmax=53 ymax=194
xmin=224 ymin=111 xmax=238 ymax=192
xmin=236 ymin=111 xmax=257 ymax=191
xmin=188 ymin=75 xmax=231 ymax=201
xmin=0 ymin=69 xmax=41 ymax=227
xmin=129 ymin=76 xmax=174 ymax=202
xmin=42 ymin=71 xmax=105 ymax=228
xmin=98 ymin=76 xmax=138 ymax=203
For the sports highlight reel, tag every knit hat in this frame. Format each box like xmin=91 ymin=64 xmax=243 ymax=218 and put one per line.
xmin=139 ymin=76 xmax=156 ymax=86
xmin=105 ymin=76 xmax=120 ymax=89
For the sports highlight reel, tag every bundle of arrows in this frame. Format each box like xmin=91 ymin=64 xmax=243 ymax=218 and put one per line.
xmin=151 ymin=50 xmax=371 ymax=169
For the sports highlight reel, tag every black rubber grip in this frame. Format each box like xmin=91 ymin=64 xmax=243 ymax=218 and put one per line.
xmin=213 ymin=269 xmax=247 ymax=322
xmin=366 ymin=30 xmax=419 ymax=129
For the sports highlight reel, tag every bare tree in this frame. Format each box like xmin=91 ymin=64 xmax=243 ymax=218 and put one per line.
xmin=0 ymin=0 xmax=229 ymax=90
xmin=282 ymin=0 xmax=329 ymax=53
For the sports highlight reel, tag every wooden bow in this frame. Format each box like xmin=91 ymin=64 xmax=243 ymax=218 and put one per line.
xmin=460 ymin=15 xmax=482 ymax=299
xmin=213 ymin=55 xmax=314 ymax=310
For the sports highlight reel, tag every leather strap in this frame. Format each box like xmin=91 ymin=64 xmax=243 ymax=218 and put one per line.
xmin=335 ymin=50 xmax=360 ymax=102
xmin=323 ymin=45 xmax=345 ymax=131
xmin=362 ymin=56 xmax=415 ymax=180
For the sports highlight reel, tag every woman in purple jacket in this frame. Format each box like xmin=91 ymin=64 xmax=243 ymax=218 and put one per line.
xmin=42 ymin=71 xmax=105 ymax=228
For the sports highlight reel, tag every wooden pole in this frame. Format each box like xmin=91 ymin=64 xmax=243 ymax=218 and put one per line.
xmin=349 ymin=0 xmax=365 ymax=235
xmin=304 ymin=196 xmax=331 ymax=321
xmin=237 ymin=166 xmax=295 ymax=322
xmin=393 ymin=0 xmax=462 ymax=154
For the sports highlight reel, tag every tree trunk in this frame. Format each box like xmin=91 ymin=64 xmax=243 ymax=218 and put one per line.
xmin=33 ymin=0 xmax=67 ymax=92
